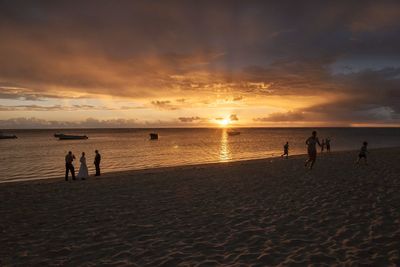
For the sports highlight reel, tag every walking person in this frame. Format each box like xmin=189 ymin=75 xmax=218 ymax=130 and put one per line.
xmin=326 ymin=138 xmax=331 ymax=152
xmin=356 ymin=141 xmax=368 ymax=165
xmin=304 ymin=131 xmax=321 ymax=170
xmin=281 ymin=141 xmax=289 ymax=159
xmin=320 ymin=139 xmax=325 ymax=152
xmin=65 ymin=151 xmax=76 ymax=181
xmin=94 ymin=150 xmax=101 ymax=176
xmin=77 ymin=152 xmax=89 ymax=180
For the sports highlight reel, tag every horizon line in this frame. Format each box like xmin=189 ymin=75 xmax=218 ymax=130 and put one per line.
xmin=2 ymin=125 xmax=400 ymax=130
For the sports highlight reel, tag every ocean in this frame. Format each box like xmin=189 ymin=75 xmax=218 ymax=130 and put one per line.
xmin=0 ymin=128 xmax=399 ymax=182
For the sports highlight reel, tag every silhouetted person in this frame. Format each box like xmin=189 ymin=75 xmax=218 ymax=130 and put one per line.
xmin=321 ymin=139 xmax=325 ymax=152
xmin=281 ymin=141 xmax=289 ymax=159
xmin=94 ymin=150 xmax=101 ymax=176
xmin=356 ymin=141 xmax=368 ymax=165
xmin=65 ymin=151 xmax=76 ymax=181
xmin=326 ymin=138 xmax=331 ymax=152
xmin=305 ymin=131 xmax=321 ymax=170
xmin=77 ymin=152 xmax=89 ymax=180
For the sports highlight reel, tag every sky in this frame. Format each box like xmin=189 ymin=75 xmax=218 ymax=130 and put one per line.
xmin=0 ymin=0 xmax=400 ymax=128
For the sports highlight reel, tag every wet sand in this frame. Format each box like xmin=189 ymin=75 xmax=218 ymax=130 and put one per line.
xmin=1 ymin=148 xmax=400 ymax=266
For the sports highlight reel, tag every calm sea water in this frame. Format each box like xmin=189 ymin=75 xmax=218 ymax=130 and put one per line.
xmin=0 ymin=128 xmax=399 ymax=182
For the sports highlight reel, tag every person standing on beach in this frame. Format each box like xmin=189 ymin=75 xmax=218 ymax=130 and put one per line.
xmin=320 ymin=139 xmax=325 ymax=152
xmin=94 ymin=150 xmax=101 ymax=176
xmin=65 ymin=151 xmax=76 ymax=181
xmin=305 ymin=131 xmax=321 ymax=170
xmin=281 ymin=141 xmax=289 ymax=159
xmin=326 ymin=138 xmax=331 ymax=152
xmin=356 ymin=141 xmax=368 ymax=165
xmin=77 ymin=152 xmax=89 ymax=180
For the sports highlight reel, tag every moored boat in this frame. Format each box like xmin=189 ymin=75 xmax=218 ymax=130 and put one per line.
xmin=227 ymin=130 xmax=240 ymax=136
xmin=0 ymin=132 xmax=17 ymax=139
xmin=149 ymin=133 xmax=159 ymax=140
xmin=58 ymin=134 xmax=88 ymax=140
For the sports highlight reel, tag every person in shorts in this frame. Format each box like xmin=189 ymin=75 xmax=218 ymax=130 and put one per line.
xmin=326 ymin=138 xmax=331 ymax=152
xmin=356 ymin=141 xmax=368 ymax=165
xmin=281 ymin=141 xmax=289 ymax=159
xmin=305 ymin=131 xmax=321 ymax=170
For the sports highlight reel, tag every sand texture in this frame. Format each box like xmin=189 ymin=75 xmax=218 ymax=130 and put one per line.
xmin=1 ymin=148 xmax=400 ymax=266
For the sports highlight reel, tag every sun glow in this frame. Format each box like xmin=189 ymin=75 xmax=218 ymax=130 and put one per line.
xmin=217 ymin=118 xmax=230 ymax=127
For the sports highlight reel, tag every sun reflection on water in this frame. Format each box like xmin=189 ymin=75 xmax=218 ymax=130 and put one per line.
xmin=219 ymin=128 xmax=232 ymax=162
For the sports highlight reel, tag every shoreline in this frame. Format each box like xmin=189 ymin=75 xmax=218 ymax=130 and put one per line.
xmin=1 ymin=146 xmax=399 ymax=185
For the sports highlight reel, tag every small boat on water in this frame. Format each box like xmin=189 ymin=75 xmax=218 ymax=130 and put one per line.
xmin=54 ymin=133 xmax=65 ymax=137
xmin=0 ymin=132 xmax=17 ymax=139
xmin=227 ymin=130 xmax=240 ymax=136
xmin=58 ymin=134 xmax=88 ymax=140
xmin=149 ymin=133 xmax=159 ymax=140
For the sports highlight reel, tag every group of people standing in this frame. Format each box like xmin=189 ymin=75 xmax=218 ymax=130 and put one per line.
xmin=282 ymin=131 xmax=369 ymax=169
xmin=65 ymin=150 xmax=101 ymax=181
xmin=320 ymin=138 xmax=331 ymax=153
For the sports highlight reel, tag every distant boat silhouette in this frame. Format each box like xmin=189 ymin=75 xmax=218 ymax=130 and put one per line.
xmin=54 ymin=133 xmax=65 ymax=138
xmin=227 ymin=130 xmax=240 ymax=136
xmin=0 ymin=132 xmax=17 ymax=139
xmin=58 ymin=134 xmax=88 ymax=140
xmin=149 ymin=133 xmax=159 ymax=140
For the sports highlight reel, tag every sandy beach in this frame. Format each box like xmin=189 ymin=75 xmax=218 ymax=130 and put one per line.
xmin=1 ymin=147 xmax=399 ymax=266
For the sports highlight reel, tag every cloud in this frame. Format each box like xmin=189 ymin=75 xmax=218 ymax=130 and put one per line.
xmin=0 ymin=1 xmax=400 ymax=125
xmin=150 ymin=100 xmax=179 ymax=110
xmin=232 ymin=96 xmax=244 ymax=101
xmin=0 ymin=104 xmax=147 ymax=111
xmin=159 ymin=51 xmax=225 ymax=69
xmin=178 ymin=116 xmax=204 ymax=123
xmin=0 ymin=117 xmax=185 ymax=129
xmin=119 ymin=105 xmax=147 ymax=110
xmin=230 ymin=114 xmax=239 ymax=121
xmin=350 ymin=2 xmax=400 ymax=32
xmin=0 ymin=117 xmax=133 ymax=128
xmin=302 ymin=99 xmax=400 ymax=123
xmin=0 ymin=104 xmax=110 ymax=111
xmin=0 ymin=85 xmax=90 ymax=100
xmin=254 ymin=111 xmax=305 ymax=122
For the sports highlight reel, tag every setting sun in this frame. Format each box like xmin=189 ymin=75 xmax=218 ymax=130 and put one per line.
xmin=217 ymin=118 xmax=230 ymax=127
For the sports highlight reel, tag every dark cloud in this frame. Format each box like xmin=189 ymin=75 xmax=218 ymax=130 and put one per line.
xmin=178 ymin=116 xmax=204 ymax=123
xmin=303 ymin=99 xmax=399 ymax=123
xmin=150 ymin=100 xmax=179 ymax=110
xmin=230 ymin=114 xmax=239 ymax=121
xmin=350 ymin=2 xmax=400 ymax=32
xmin=254 ymin=111 xmax=305 ymax=122
xmin=249 ymin=64 xmax=400 ymax=123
